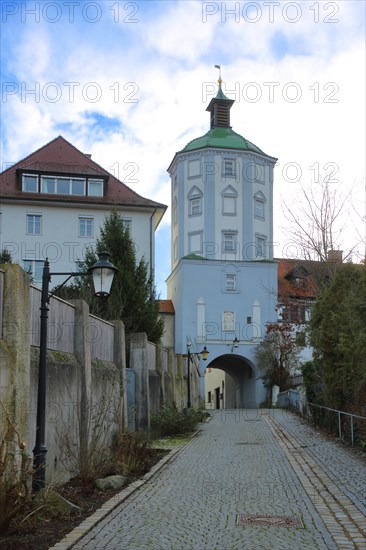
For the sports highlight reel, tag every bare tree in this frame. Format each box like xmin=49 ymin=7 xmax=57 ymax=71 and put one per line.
xmin=282 ymin=176 xmax=363 ymax=263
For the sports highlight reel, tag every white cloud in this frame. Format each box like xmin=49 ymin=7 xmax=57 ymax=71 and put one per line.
xmin=1 ymin=0 xmax=365 ymax=293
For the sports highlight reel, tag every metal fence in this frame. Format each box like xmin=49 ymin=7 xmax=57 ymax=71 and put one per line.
xmin=277 ymin=389 xmax=366 ymax=446
xmin=307 ymin=402 xmax=366 ymax=446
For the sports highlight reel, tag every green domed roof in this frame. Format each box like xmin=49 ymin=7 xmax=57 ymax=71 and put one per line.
xmin=182 ymin=127 xmax=264 ymax=154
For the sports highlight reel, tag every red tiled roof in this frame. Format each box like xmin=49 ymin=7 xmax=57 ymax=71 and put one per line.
xmin=159 ymin=300 xmax=175 ymax=314
xmin=0 ymin=136 xmax=167 ymax=211
xmin=276 ymin=258 xmax=321 ymax=300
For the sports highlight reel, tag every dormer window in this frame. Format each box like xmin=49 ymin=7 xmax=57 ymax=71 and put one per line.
xmin=41 ymin=176 xmax=86 ymax=195
xmin=88 ymin=179 xmax=103 ymax=196
xmin=21 ymin=172 xmax=104 ymax=197
xmin=23 ymin=174 xmax=38 ymax=192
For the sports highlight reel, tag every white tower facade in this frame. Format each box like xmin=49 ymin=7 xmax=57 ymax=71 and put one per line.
xmin=167 ymin=80 xmax=278 ymax=407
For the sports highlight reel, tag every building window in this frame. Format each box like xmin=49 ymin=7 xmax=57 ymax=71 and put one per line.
xmin=22 ymin=173 xmax=103 ymax=197
xmin=255 ymin=163 xmax=265 ymax=183
xmin=277 ymin=305 xmax=285 ymax=321
xmin=255 ymin=235 xmax=266 ymax=257
xmin=188 ymin=186 xmax=203 ymax=216
xmin=22 ymin=174 xmax=38 ymax=192
xmin=173 ymin=197 xmax=178 ymax=225
xmin=188 ymin=159 xmax=201 ymax=178
xmin=255 ymin=200 xmax=264 ymax=219
xmin=41 ymin=176 xmax=86 ymax=195
xmin=190 ymin=197 xmax=201 ymax=216
xmin=188 ymin=231 xmax=203 ymax=254
xmin=222 ymin=185 xmax=238 ymax=216
xmin=223 ymin=159 xmax=236 ymax=177
xmin=27 ymin=214 xmax=41 ymax=235
xmin=121 ymin=218 xmax=132 ymax=232
xmin=222 ymin=231 xmax=237 ymax=252
xmin=79 ymin=217 xmax=93 ymax=237
xmin=88 ymin=179 xmax=103 ymax=196
xmin=225 ymin=273 xmax=236 ymax=291
xmin=254 ymin=191 xmax=266 ymax=219
xmin=305 ymin=306 xmax=311 ymax=322
xmin=23 ymin=259 xmax=44 ymax=282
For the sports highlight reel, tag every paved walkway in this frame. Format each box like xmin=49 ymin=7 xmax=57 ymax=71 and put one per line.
xmin=54 ymin=409 xmax=366 ymax=550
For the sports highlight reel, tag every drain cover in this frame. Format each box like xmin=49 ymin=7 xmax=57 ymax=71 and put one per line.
xmin=237 ymin=514 xmax=303 ymax=528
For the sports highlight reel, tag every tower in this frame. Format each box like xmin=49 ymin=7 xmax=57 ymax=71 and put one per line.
xmin=167 ymin=72 xmax=278 ymax=408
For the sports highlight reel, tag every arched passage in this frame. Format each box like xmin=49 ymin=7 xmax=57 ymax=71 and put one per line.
xmin=204 ymin=354 xmax=259 ymax=409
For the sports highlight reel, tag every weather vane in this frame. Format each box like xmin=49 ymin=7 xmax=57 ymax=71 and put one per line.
xmin=214 ymin=64 xmax=222 ymax=84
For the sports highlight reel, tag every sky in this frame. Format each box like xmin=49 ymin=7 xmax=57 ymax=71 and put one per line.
xmin=1 ymin=0 xmax=365 ymax=298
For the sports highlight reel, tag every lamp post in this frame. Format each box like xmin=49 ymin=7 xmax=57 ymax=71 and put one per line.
xmin=227 ymin=336 xmax=240 ymax=353
xmin=185 ymin=343 xmax=209 ymax=409
xmin=32 ymin=251 xmax=117 ymax=492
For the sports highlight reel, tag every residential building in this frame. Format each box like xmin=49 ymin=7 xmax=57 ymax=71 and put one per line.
xmin=0 ymin=136 xmax=166 ymax=288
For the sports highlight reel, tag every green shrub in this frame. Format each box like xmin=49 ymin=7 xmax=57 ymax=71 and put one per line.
xmin=151 ymin=406 xmax=208 ymax=437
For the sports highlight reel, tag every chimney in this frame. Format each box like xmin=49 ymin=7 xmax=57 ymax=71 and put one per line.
xmin=327 ymin=250 xmax=343 ymax=263
xmin=85 ymin=154 xmax=92 ymax=159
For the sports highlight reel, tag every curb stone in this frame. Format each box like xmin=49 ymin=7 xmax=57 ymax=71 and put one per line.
xmin=49 ymin=438 xmax=192 ymax=550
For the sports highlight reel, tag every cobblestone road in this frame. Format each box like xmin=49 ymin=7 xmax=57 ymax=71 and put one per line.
xmin=58 ymin=409 xmax=366 ymax=550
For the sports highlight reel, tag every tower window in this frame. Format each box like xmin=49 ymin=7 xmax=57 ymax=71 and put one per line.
xmin=254 ymin=191 xmax=266 ymax=220
xmin=222 ymin=185 xmax=238 ymax=215
xmin=255 ymin=236 xmax=266 ymax=257
xmin=188 ymin=231 xmax=203 ymax=254
xmin=173 ymin=197 xmax=178 ymax=225
xmin=222 ymin=231 xmax=237 ymax=252
xmin=223 ymin=160 xmax=236 ymax=176
xmin=187 ymin=186 xmax=203 ymax=217
xmin=190 ymin=197 xmax=201 ymax=215
xmin=225 ymin=273 xmax=236 ymax=291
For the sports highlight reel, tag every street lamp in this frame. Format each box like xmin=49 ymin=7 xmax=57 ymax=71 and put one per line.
xmin=227 ymin=336 xmax=240 ymax=353
xmin=32 ymin=251 xmax=117 ymax=492
xmin=185 ymin=343 xmax=209 ymax=409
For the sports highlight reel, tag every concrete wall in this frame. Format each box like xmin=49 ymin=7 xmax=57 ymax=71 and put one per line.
xmin=0 ymin=265 xmax=31 ymax=472
xmin=0 ymin=265 xmax=200 ymax=484
xmin=129 ymin=335 xmax=200 ymax=430
xmin=0 ymin=265 xmax=126 ymax=483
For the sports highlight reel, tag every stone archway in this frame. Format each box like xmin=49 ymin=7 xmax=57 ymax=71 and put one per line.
xmin=204 ymin=354 xmax=259 ymax=408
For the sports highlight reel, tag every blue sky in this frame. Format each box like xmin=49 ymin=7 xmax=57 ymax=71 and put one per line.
xmin=1 ymin=0 xmax=365 ymax=297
